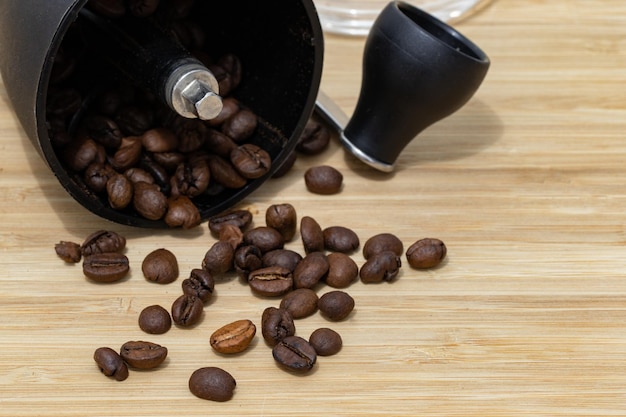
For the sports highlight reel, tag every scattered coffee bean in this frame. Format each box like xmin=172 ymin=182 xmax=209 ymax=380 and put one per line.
xmin=106 ymin=173 xmax=134 ymax=209
xmin=262 ymin=249 xmax=302 ymax=273
xmin=318 ymin=290 xmax=355 ymax=321
xmin=171 ymin=294 xmax=204 ymax=327
xmin=406 ymin=238 xmax=447 ymax=269
xmin=133 ymin=181 xmax=168 ymax=221
xmin=230 ymin=143 xmax=271 ymax=179
xmin=293 ymin=251 xmax=329 ymax=289
xmin=138 ymin=305 xmax=172 ymax=335
xmin=309 ymin=328 xmax=342 ymax=356
xmin=189 ymin=367 xmax=236 ymax=402
xmin=83 ymin=252 xmax=130 ymax=283
xmin=202 ymin=240 xmax=234 ymax=275
xmin=248 ymin=266 xmax=293 ymax=297
xmin=243 ymin=226 xmax=285 ymax=254
xmin=218 ymin=223 xmax=244 ymax=250
xmin=233 ymin=245 xmax=263 ymax=280
xmin=304 ymin=165 xmax=343 ymax=195
xmin=265 ymin=203 xmax=297 ymax=241
xmin=142 ymin=248 xmax=179 ymax=284
xmin=181 ymin=269 xmax=215 ymax=303
xmin=325 ymin=252 xmax=359 ymax=288
xmin=272 ymin=336 xmax=317 ymax=373
xmin=300 ymin=216 xmax=324 ymax=254
xmin=120 ymin=340 xmax=168 ymax=369
xmin=261 ymin=307 xmax=295 ymax=346
xmin=208 ymin=209 xmax=253 ymax=236
xmin=363 ymin=233 xmax=404 ymax=259
xmin=360 ymin=251 xmax=402 ymax=283
xmin=81 ymin=230 xmax=126 ymax=256
xmin=296 ymin=119 xmax=330 ymax=155
xmin=94 ymin=347 xmax=129 ymax=381
xmin=55 ymin=241 xmax=82 ymax=263
xmin=210 ymin=319 xmax=257 ymax=354
xmin=164 ymin=195 xmax=202 ymax=229
xmin=323 ymin=226 xmax=360 ymax=253
xmin=222 ymin=109 xmax=257 ymax=142
xmin=280 ymin=288 xmax=318 ymax=319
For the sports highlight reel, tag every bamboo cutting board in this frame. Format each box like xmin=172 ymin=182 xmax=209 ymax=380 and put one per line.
xmin=4 ymin=1 xmax=626 ymax=416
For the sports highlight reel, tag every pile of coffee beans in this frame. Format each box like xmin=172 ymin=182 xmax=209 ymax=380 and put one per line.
xmin=55 ymin=206 xmax=447 ymax=401
xmin=47 ymin=0 xmax=276 ymax=227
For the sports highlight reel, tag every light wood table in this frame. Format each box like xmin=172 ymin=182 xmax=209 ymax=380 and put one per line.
xmin=3 ymin=1 xmax=626 ymax=415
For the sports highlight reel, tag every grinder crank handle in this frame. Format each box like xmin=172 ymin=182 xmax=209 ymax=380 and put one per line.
xmin=315 ymin=1 xmax=490 ymax=172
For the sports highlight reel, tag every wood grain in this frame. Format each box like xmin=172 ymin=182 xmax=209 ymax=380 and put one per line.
xmin=3 ymin=1 xmax=626 ymax=415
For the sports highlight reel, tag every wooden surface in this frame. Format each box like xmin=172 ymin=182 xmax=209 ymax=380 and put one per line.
xmin=3 ymin=1 xmax=626 ymax=415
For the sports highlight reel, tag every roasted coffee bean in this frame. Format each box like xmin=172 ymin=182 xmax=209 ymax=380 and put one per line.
xmin=182 ymin=268 xmax=215 ymax=303
xmin=81 ymin=230 xmax=126 ymax=256
xmin=304 ymin=165 xmax=343 ymax=195
xmin=293 ymin=252 xmax=328 ymax=289
xmin=164 ymin=195 xmax=201 ymax=229
xmin=265 ymin=203 xmax=297 ymax=241
xmin=152 ymin=151 xmax=185 ymax=172
xmin=300 ymin=216 xmax=324 ymax=254
xmin=363 ymin=233 xmax=404 ymax=259
xmin=87 ymin=0 xmax=126 ymax=18
xmin=109 ymin=136 xmax=142 ymax=172
xmin=204 ymin=128 xmax=238 ymax=157
xmin=84 ymin=162 xmax=115 ymax=192
xmin=202 ymin=241 xmax=234 ymax=275
xmin=243 ymin=226 xmax=284 ymax=254
xmin=139 ymin=154 xmax=171 ymax=193
xmin=94 ymin=87 xmax=128 ymax=116
xmin=171 ymin=294 xmax=204 ymax=327
xmin=94 ymin=347 xmax=128 ymax=381
xmin=325 ymin=252 xmax=359 ymax=288
xmin=323 ymin=226 xmax=360 ymax=253
xmin=218 ymin=223 xmax=244 ymax=250
xmin=234 ymin=245 xmax=263 ymax=280
xmin=210 ymin=319 xmax=256 ymax=354
xmin=222 ymin=109 xmax=257 ymax=142
xmin=170 ymin=159 xmax=210 ymax=198
xmin=248 ymin=266 xmax=293 ymax=297
xmin=296 ymin=119 xmax=330 ymax=155
xmin=120 ymin=340 xmax=168 ymax=369
xmin=261 ymin=307 xmax=295 ymax=346
xmin=272 ymin=336 xmax=317 ymax=373
xmin=142 ymin=248 xmax=179 ymax=284
xmin=207 ymin=97 xmax=240 ymax=127
xmin=208 ymin=209 xmax=253 ymax=236
xmin=230 ymin=144 xmax=271 ymax=179
xmin=173 ymin=118 xmax=207 ymax=153
xmin=127 ymin=0 xmax=160 ymax=17
xmin=189 ymin=367 xmax=236 ymax=402
xmin=360 ymin=251 xmax=401 ymax=283
xmin=124 ymin=167 xmax=154 ymax=184
xmin=280 ymin=288 xmax=318 ymax=319
xmin=138 ymin=305 xmax=172 ymax=335
xmin=83 ymin=115 xmax=123 ymax=149
xmin=208 ymin=64 xmax=233 ymax=97
xmin=207 ymin=155 xmax=248 ymax=189
xmin=116 ymin=105 xmax=153 ymax=136
xmin=55 ymin=241 xmax=82 ymax=263
xmin=141 ymin=127 xmax=178 ymax=152
xmin=309 ymin=328 xmax=342 ymax=356
xmin=318 ymin=290 xmax=355 ymax=321
xmin=106 ymin=173 xmax=134 ymax=209
xmin=64 ymin=137 xmax=99 ymax=172
xmin=262 ymin=249 xmax=302 ymax=273
xmin=406 ymin=238 xmax=447 ymax=269
xmin=218 ymin=54 xmax=243 ymax=90
xmin=83 ymin=252 xmax=129 ymax=283
xmin=133 ymin=181 xmax=168 ymax=220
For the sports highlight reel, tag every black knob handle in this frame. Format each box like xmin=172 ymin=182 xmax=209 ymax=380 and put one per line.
xmin=341 ymin=1 xmax=490 ymax=171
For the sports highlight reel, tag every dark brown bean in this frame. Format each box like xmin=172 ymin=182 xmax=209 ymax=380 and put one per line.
xmin=64 ymin=137 xmax=98 ymax=172
xmin=230 ymin=144 xmax=271 ymax=179
xmin=261 ymin=307 xmax=295 ymax=346
xmin=248 ymin=266 xmax=293 ymax=297
xmin=84 ymin=162 xmax=116 ymax=192
xmin=109 ymin=136 xmax=142 ymax=172
xmin=325 ymin=252 xmax=359 ymax=288
xmin=142 ymin=248 xmax=179 ymax=284
xmin=81 ymin=230 xmax=126 ymax=256
xmin=189 ymin=367 xmax=236 ymax=402
xmin=280 ymin=288 xmax=318 ymax=319
xmin=243 ymin=226 xmax=284 ymax=254
xmin=363 ymin=233 xmax=404 ymax=259
xmin=233 ymin=245 xmax=263 ymax=280
xmin=204 ymin=128 xmax=237 ymax=157
xmin=272 ymin=336 xmax=317 ymax=373
xmin=94 ymin=347 xmax=128 ymax=381
xmin=296 ymin=119 xmax=331 ymax=155
xmin=83 ymin=252 xmax=130 ymax=283
xmin=304 ymin=165 xmax=343 ymax=195
xmin=133 ymin=181 xmax=168 ymax=220
xmin=207 ymin=155 xmax=248 ymax=189
xmin=262 ymin=249 xmax=302 ymax=273
xmin=309 ymin=328 xmax=342 ymax=356
xmin=55 ymin=241 xmax=82 ymax=263
xmin=171 ymin=294 xmax=204 ymax=327
xmin=218 ymin=223 xmax=244 ymax=250
xmin=208 ymin=209 xmax=253 ymax=236
xmin=116 ymin=105 xmax=153 ymax=136
xmin=83 ymin=115 xmax=123 ymax=149
xmin=138 ymin=305 xmax=172 ymax=335
xmin=323 ymin=226 xmax=360 ymax=253
xmin=300 ymin=216 xmax=324 ymax=254
xmin=164 ymin=195 xmax=201 ymax=229
xmin=406 ymin=238 xmax=447 ymax=269
xmin=106 ymin=173 xmax=134 ymax=209
xmin=120 ymin=340 xmax=168 ymax=369
xmin=222 ymin=109 xmax=257 ymax=142
xmin=318 ymin=290 xmax=355 ymax=321
xmin=141 ymin=127 xmax=178 ymax=152
xmin=181 ymin=268 xmax=215 ymax=303
xmin=293 ymin=252 xmax=328 ymax=289
xmin=202 ymin=241 xmax=234 ymax=275
xmin=210 ymin=319 xmax=256 ymax=354
xmin=360 ymin=251 xmax=402 ymax=283
xmin=265 ymin=203 xmax=297 ymax=241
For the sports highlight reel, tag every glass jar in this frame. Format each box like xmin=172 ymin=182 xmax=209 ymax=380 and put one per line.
xmin=315 ymin=0 xmax=492 ymax=36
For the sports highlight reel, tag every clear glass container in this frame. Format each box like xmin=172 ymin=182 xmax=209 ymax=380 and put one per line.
xmin=315 ymin=0 xmax=493 ymax=36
